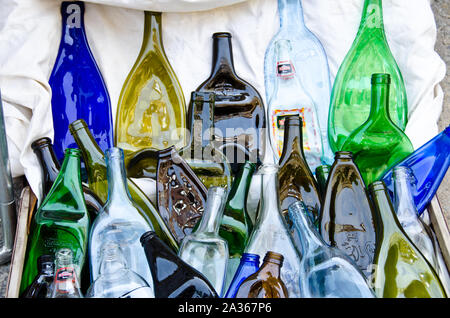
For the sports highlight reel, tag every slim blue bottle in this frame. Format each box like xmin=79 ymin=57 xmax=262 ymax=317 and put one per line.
xmin=264 ymin=0 xmax=333 ymax=165
xmin=381 ymin=126 xmax=450 ymax=215
xmin=224 ymin=253 xmax=260 ymax=298
xmin=49 ymin=1 xmax=113 ymax=163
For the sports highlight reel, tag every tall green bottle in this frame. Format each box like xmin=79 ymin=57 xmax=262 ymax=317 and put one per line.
xmin=369 ymin=181 xmax=446 ymax=298
xmin=69 ymin=119 xmax=179 ymax=252
xmin=20 ymin=149 xmax=90 ymax=294
xmin=341 ymin=74 xmax=413 ymax=185
xmin=116 ymin=11 xmax=186 ymax=160
xmin=329 ymin=0 xmax=408 ymax=152
xmin=219 ymin=161 xmax=256 ymax=290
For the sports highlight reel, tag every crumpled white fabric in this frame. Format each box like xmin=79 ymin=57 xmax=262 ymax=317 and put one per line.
xmin=0 ymin=0 xmax=446 ymax=205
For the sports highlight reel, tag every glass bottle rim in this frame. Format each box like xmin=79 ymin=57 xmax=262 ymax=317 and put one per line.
xmin=31 ymin=137 xmax=52 ymax=150
xmin=213 ymin=32 xmax=232 ymax=39
xmin=371 ymin=73 xmax=391 ymax=85
xmin=368 ymin=180 xmax=387 ymax=192
xmin=334 ymin=151 xmax=353 ymax=159
xmin=64 ymin=148 xmax=81 ymax=157
xmin=263 ymin=251 xmax=284 ymax=265
xmin=140 ymin=231 xmax=157 ymax=245
xmin=68 ymin=119 xmax=88 ymax=134
xmin=105 ymin=147 xmax=124 ymax=159
xmin=284 ymin=115 xmax=302 ymax=127
xmin=241 ymin=253 xmax=260 ymax=263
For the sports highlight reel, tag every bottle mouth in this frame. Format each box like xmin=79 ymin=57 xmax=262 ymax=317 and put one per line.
xmin=68 ymin=119 xmax=88 ymax=134
xmin=31 ymin=137 xmax=52 ymax=150
xmin=65 ymin=148 xmax=81 ymax=157
xmin=241 ymin=253 xmax=260 ymax=263
xmin=368 ymin=180 xmax=387 ymax=192
xmin=140 ymin=231 xmax=157 ymax=245
xmin=371 ymin=73 xmax=391 ymax=85
xmin=263 ymin=251 xmax=284 ymax=265
xmin=105 ymin=147 xmax=124 ymax=159
xmin=37 ymin=254 xmax=55 ymax=267
xmin=213 ymin=32 xmax=232 ymax=39
xmin=335 ymin=151 xmax=353 ymax=160
xmin=392 ymin=166 xmax=416 ymax=184
xmin=283 ymin=115 xmax=302 ymax=127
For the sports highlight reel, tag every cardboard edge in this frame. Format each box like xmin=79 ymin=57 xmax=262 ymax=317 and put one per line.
xmin=428 ymin=196 xmax=450 ymax=273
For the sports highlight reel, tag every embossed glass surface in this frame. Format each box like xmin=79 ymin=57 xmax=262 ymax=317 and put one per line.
xmin=49 ymin=1 xmax=113 ymax=163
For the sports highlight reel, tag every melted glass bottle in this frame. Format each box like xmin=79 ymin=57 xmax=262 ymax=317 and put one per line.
xmin=235 ymin=251 xmax=289 ymax=298
xmin=179 ymin=187 xmax=229 ymax=296
xmin=264 ymin=0 xmax=333 ymax=164
xmin=267 ymin=39 xmax=323 ymax=170
xmin=20 ymin=149 xmax=90 ymax=295
xmin=278 ymin=115 xmax=321 ymax=223
xmin=319 ymin=151 xmax=377 ymax=278
xmin=329 ymin=0 xmax=408 ymax=152
xmin=289 ymin=201 xmax=375 ymax=298
xmin=392 ymin=166 xmax=450 ymax=293
xmin=381 ymin=125 xmax=450 ymax=215
xmin=315 ymin=164 xmax=331 ymax=200
xmin=141 ymin=231 xmax=218 ymax=298
xmin=244 ymin=164 xmax=301 ymax=297
xmin=156 ymin=145 xmax=208 ymax=244
xmin=21 ymin=255 xmax=55 ymax=298
xmin=369 ymin=181 xmax=447 ymax=298
xmin=341 ymin=74 xmax=413 ymax=185
xmin=50 ymin=248 xmax=83 ymax=298
xmin=49 ymin=1 xmax=113 ymax=163
xmin=89 ymin=148 xmax=154 ymax=289
xmin=224 ymin=253 xmax=260 ymax=298
xmin=196 ymin=32 xmax=266 ymax=175
xmin=116 ymin=11 xmax=186 ymax=160
xmin=69 ymin=119 xmax=178 ymax=252
xmin=86 ymin=242 xmax=153 ymax=298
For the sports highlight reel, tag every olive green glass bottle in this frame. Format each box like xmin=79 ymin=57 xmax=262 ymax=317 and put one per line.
xmin=341 ymin=74 xmax=413 ymax=186
xmin=315 ymin=164 xmax=331 ymax=200
xmin=116 ymin=11 xmax=186 ymax=160
xmin=369 ymin=181 xmax=446 ymax=298
xmin=329 ymin=0 xmax=408 ymax=152
xmin=69 ymin=119 xmax=178 ymax=252
xmin=20 ymin=149 xmax=90 ymax=295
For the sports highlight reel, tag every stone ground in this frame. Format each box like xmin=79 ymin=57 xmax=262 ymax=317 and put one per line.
xmin=0 ymin=1 xmax=448 ymax=297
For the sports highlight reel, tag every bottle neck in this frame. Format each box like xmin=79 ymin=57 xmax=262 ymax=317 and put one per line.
xmin=106 ymin=149 xmax=132 ymax=203
xmin=210 ymin=33 xmax=236 ymax=77
xmin=99 ymin=244 xmax=127 ymax=278
xmin=393 ymin=169 xmax=419 ymax=221
xmin=370 ymin=182 xmax=398 ymax=234
xmin=259 ymin=253 xmax=283 ymax=278
xmin=257 ymin=166 xmax=282 ymax=222
xmin=368 ymin=82 xmax=391 ymax=123
xmin=39 ymin=262 xmax=55 ymax=277
xmin=140 ymin=11 xmax=163 ymax=55
xmin=188 ymin=93 xmax=215 ymax=149
xmin=227 ymin=163 xmax=256 ymax=209
xmin=60 ymin=2 xmax=88 ymax=47
xmin=196 ymin=188 xmax=225 ymax=234
xmin=359 ymin=0 xmax=384 ymax=31
xmin=289 ymin=202 xmax=323 ymax=253
xmin=58 ymin=150 xmax=82 ymax=186
xmin=240 ymin=253 xmax=260 ymax=268
xmin=278 ymin=0 xmax=305 ymax=29
xmin=33 ymin=143 xmax=61 ymax=190
xmin=279 ymin=117 xmax=306 ymax=165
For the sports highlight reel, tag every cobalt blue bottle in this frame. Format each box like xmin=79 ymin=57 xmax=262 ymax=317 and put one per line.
xmin=224 ymin=253 xmax=260 ymax=298
xmin=381 ymin=126 xmax=450 ymax=215
xmin=49 ymin=1 xmax=113 ymax=164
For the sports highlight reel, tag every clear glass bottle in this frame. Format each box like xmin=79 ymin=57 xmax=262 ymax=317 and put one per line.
xmin=267 ymin=39 xmax=323 ymax=170
xmin=244 ymin=164 xmax=302 ymax=297
xmin=329 ymin=0 xmax=408 ymax=152
xmin=50 ymin=248 xmax=83 ymax=298
xmin=224 ymin=253 xmax=260 ymax=298
xmin=86 ymin=242 xmax=153 ymax=298
xmin=21 ymin=255 xmax=55 ymax=298
xmin=89 ymin=147 xmax=154 ymax=289
xmin=179 ymin=187 xmax=229 ymax=296
xmin=289 ymin=201 xmax=375 ymax=298
xmin=264 ymin=0 xmax=333 ymax=164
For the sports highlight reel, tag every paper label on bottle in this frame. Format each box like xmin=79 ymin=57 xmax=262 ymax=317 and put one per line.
xmin=55 ymin=267 xmax=76 ymax=283
xmin=276 ymin=60 xmax=295 ymax=79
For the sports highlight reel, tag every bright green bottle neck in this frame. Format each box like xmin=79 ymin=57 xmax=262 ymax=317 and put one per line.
xmin=358 ymin=0 xmax=385 ymax=33
xmin=368 ymin=79 xmax=392 ymax=125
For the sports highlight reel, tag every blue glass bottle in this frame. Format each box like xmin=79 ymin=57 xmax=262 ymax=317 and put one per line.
xmin=224 ymin=253 xmax=260 ymax=298
xmin=49 ymin=1 xmax=113 ymax=163
xmin=381 ymin=126 xmax=450 ymax=215
xmin=264 ymin=0 xmax=333 ymax=165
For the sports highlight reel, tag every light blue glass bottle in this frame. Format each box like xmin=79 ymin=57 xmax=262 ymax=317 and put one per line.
xmin=381 ymin=126 xmax=450 ymax=215
xmin=49 ymin=1 xmax=113 ymax=163
xmin=288 ymin=201 xmax=375 ymax=298
xmin=224 ymin=253 xmax=260 ymax=298
xmin=264 ymin=0 xmax=333 ymax=165
xmin=88 ymin=147 xmax=154 ymax=295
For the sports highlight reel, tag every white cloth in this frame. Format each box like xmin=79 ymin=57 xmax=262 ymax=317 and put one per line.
xmin=0 ymin=0 xmax=446 ymax=203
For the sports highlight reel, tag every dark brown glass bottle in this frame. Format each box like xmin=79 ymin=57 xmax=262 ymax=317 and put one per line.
xmin=140 ymin=231 xmax=218 ymax=298
xmin=196 ymin=32 xmax=266 ymax=175
xmin=20 ymin=255 xmax=54 ymax=298
xmin=278 ymin=115 xmax=321 ymax=223
xmin=31 ymin=137 xmax=103 ymax=219
xmin=319 ymin=151 xmax=377 ymax=278
xmin=235 ymin=251 xmax=289 ymax=298
xmin=156 ymin=146 xmax=208 ymax=244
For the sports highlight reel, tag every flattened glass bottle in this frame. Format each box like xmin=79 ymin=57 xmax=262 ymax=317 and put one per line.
xmin=289 ymin=201 xmax=375 ymax=298
xmin=341 ymin=74 xmax=413 ymax=185
xmin=381 ymin=125 xmax=450 ymax=215
xmin=49 ymin=1 xmax=113 ymax=163
xmin=244 ymin=164 xmax=301 ymax=297
xmin=267 ymin=39 xmax=323 ymax=170
xmin=141 ymin=231 xmax=218 ymax=298
xmin=329 ymin=0 xmax=408 ymax=152
xmin=179 ymin=187 xmax=229 ymax=296
xmin=224 ymin=253 xmax=260 ymax=298
xmin=50 ymin=248 xmax=83 ymax=298
xmin=235 ymin=251 xmax=289 ymax=298
xmin=89 ymin=147 xmax=154 ymax=289
xmin=21 ymin=255 xmax=54 ymax=298
xmin=69 ymin=119 xmax=178 ymax=252
xmin=319 ymin=151 xmax=377 ymax=278
xmin=116 ymin=11 xmax=186 ymax=159
xmin=196 ymin=32 xmax=265 ymax=175
xmin=20 ymin=149 xmax=89 ymax=295
xmin=369 ymin=181 xmax=446 ymax=298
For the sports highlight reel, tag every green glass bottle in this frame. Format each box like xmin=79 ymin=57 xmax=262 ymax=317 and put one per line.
xmin=369 ymin=181 xmax=447 ymax=298
xmin=329 ymin=0 xmax=408 ymax=152
xmin=116 ymin=11 xmax=186 ymax=161
xmin=219 ymin=161 xmax=256 ymax=290
xmin=69 ymin=119 xmax=179 ymax=252
xmin=341 ymin=74 xmax=413 ymax=186
xmin=315 ymin=164 xmax=331 ymax=200
xmin=20 ymin=149 xmax=89 ymax=295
